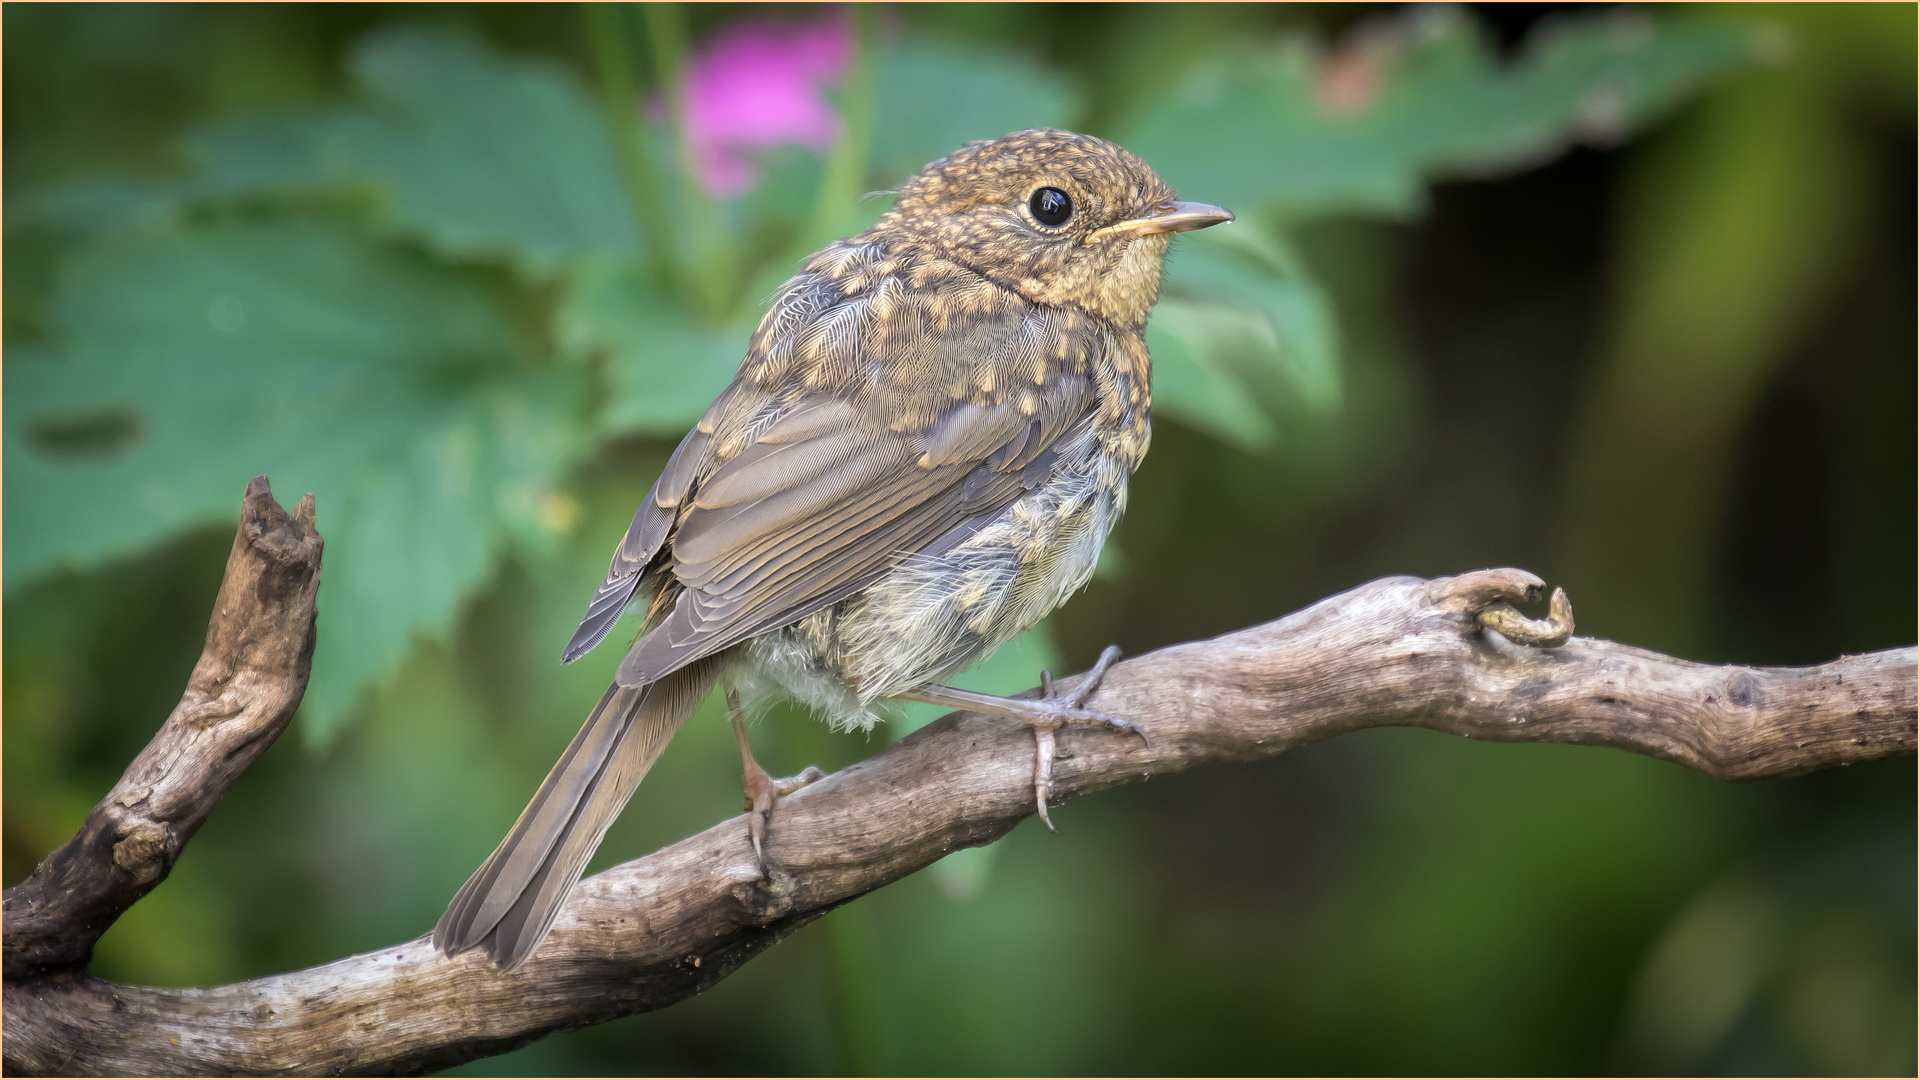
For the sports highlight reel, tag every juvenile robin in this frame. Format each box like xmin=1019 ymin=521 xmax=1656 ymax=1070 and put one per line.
xmin=434 ymin=128 xmax=1231 ymax=970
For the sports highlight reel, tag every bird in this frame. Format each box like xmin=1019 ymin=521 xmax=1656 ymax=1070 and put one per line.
xmin=433 ymin=128 xmax=1232 ymax=971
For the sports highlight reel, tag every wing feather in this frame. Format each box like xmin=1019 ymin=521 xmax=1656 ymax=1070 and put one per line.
xmin=583 ymin=260 xmax=1108 ymax=687
xmin=561 ymin=424 xmax=712 ymax=662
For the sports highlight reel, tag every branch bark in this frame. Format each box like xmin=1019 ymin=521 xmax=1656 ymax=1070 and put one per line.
xmin=2 ymin=476 xmax=321 ymax=979
xmin=3 ymin=481 xmax=1912 ymax=1077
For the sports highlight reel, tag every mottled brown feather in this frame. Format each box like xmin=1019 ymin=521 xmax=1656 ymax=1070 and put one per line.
xmin=611 ymin=282 xmax=1102 ymax=688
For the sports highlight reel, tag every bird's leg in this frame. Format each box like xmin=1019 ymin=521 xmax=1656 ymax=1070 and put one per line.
xmin=728 ymin=687 xmax=825 ymax=876
xmin=898 ymin=646 xmax=1144 ymax=832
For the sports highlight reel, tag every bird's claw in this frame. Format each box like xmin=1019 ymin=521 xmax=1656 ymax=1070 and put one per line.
xmin=742 ymin=764 xmax=823 ymax=878
xmin=1029 ymin=644 xmax=1144 ymax=829
xmin=1033 ymin=724 xmax=1059 ymax=832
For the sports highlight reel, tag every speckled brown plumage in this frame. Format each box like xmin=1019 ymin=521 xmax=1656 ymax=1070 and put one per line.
xmin=436 ymin=129 xmax=1231 ymax=971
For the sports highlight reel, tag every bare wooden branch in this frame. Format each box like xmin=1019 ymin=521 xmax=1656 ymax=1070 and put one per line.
xmin=4 ymin=552 xmax=1912 ymax=1076
xmin=2 ymin=477 xmax=322 ymax=978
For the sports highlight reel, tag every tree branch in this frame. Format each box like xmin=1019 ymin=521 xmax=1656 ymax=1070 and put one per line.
xmin=2 ymin=482 xmax=1911 ymax=1076
xmin=2 ymin=476 xmax=321 ymax=979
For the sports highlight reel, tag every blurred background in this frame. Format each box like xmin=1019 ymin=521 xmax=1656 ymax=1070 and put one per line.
xmin=4 ymin=3 xmax=1913 ymax=1075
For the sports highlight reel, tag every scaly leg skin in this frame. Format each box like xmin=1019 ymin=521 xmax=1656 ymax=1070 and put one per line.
xmin=728 ymin=688 xmax=825 ymax=876
xmin=899 ymin=645 xmax=1145 ymax=832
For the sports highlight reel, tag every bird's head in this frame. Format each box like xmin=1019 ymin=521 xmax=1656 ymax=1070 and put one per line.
xmin=873 ymin=128 xmax=1232 ymax=330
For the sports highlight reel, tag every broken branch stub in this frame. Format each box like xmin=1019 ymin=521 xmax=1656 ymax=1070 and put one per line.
xmin=1 ymin=476 xmax=322 ymax=977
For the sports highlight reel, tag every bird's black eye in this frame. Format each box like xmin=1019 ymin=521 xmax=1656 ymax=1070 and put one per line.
xmin=1029 ymin=187 xmax=1073 ymax=228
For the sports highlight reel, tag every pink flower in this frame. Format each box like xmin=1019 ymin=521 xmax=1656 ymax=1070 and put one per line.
xmin=675 ymin=12 xmax=850 ymax=197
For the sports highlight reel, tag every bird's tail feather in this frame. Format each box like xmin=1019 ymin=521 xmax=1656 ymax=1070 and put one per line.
xmin=433 ymin=658 xmax=721 ymax=970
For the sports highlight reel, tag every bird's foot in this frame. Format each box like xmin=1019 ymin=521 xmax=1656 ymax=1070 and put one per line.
xmin=899 ymin=645 xmax=1145 ymax=833
xmin=1028 ymin=645 xmax=1143 ymax=831
xmin=742 ymin=761 xmax=826 ymax=877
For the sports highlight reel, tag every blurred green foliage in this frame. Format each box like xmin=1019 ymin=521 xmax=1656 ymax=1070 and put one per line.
xmin=4 ymin=3 xmax=1912 ymax=1076
xmin=5 ymin=2 xmax=1754 ymax=736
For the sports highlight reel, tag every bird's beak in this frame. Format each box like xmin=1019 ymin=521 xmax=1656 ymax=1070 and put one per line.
xmin=1090 ymin=200 xmax=1235 ymax=241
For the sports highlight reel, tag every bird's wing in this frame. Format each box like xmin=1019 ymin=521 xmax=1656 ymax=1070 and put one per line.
xmin=561 ymin=413 xmax=717 ymax=663
xmin=614 ymin=274 xmax=1104 ymax=687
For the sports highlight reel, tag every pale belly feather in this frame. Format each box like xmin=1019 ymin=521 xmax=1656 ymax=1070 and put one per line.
xmin=739 ymin=427 xmax=1131 ymax=731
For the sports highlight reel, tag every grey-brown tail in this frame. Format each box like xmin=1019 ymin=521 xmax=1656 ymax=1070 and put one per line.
xmin=433 ymin=658 xmax=720 ymax=970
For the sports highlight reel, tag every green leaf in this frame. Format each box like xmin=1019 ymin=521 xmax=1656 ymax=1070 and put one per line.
xmin=1148 ymin=219 xmax=1340 ymax=449
xmin=1146 ymin=302 xmax=1278 ymax=450
xmin=345 ymin=28 xmax=638 ymax=272
xmin=7 ymin=179 xmax=181 ymax=234
xmin=183 ymin=28 xmax=638 ymax=275
xmin=180 ymin=109 xmax=362 ymax=199
xmin=556 ymin=259 xmax=749 ymax=437
xmin=1126 ymin=9 xmax=1754 ymax=450
xmin=4 ymin=219 xmax=592 ymax=739
xmin=1121 ymin=9 xmax=1762 ymax=219
xmin=869 ymin=37 xmax=1081 ymax=187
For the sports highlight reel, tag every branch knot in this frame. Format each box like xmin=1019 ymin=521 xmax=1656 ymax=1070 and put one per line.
xmin=111 ymin=820 xmax=178 ymax=886
xmin=1477 ymin=586 xmax=1575 ymax=648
